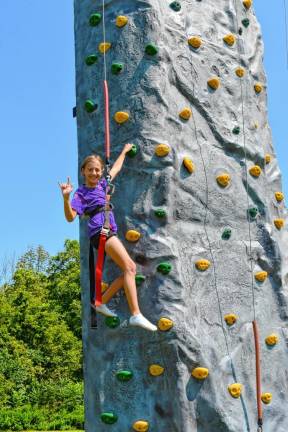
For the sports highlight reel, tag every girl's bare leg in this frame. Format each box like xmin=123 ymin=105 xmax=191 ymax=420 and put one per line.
xmin=102 ymin=274 xmax=124 ymax=304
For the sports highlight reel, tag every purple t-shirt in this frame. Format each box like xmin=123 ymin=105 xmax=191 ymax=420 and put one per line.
xmin=71 ymin=178 xmax=117 ymax=238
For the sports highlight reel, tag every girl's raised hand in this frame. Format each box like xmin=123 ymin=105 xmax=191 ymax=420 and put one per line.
xmin=58 ymin=177 xmax=73 ymax=198
xmin=123 ymin=143 xmax=134 ymax=154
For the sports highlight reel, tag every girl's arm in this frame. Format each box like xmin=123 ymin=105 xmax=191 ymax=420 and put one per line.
xmin=58 ymin=177 xmax=77 ymax=222
xmin=109 ymin=143 xmax=134 ymax=181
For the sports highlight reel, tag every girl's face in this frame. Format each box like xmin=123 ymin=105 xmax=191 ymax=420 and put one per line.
xmin=82 ymin=160 xmax=103 ymax=187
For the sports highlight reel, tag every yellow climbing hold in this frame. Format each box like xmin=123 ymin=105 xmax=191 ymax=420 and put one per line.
xmin=265 ymin=154 xmax=272 ymax=164
xmin=261 ymin=393 xmax=272 ymax=404
xmin=125 ymin=230 xmax=141 ymax=242
xmin=228 ymin=383 xmax=243 ymax=398
xmin=195 ymin=259 xmax=211 ymax=271
xmin=216 ymin=173 xmax=231 ymax=187
xmin=98 ymin=42 xmax=111 ymax=53
xmin=149 ymin=364 xmax=165 ymax=376
xmin=158 ymin=317 xmax=173 ymax=331
xmin=249 ymin=165 xmax=262 ymax=177
xmin=265 ymin=333 xmax=279 ymax=346
xmin=235 ymin=67 xmax=245 ymax=78
xmin=114 ymin=111 xmax=129 ymax=124
xmin=207 ymin=77 xmax=220 ymax=90
xmin=155 ymin=143 xmax=170 ymax=157
xmin=274 ymin=219 xmax=285 ymax=230
xmin=275 ymin=192 xmax=284 ymax=202
xmin=191 ymin=367 xmax=209 ymax=380
xmin=224 ymin=314 xmax=238 ymax=326
xmin=116 ymin=15 xmax=128 ymax=28
xmin=254 ymin=83 xmax=263 ymax=94
xmin=179 ymin=107 xmax=192 ymax=120
xmin=254 ymin=271 xmax=268 ymax=282
xmin=188 ymin=36 xmax=202 ymax=49
xmin=101 ymin=282 xmax=109 ymax=293
xmin=133 ymin=420 xmax=149 ymax=432
xmin=243 ymin=0 xmax=252 ymax=9
xmin=183 ymin=157 xmax=194 ymax=174
xmin=223 ymin=34 xmax=236 ymax=46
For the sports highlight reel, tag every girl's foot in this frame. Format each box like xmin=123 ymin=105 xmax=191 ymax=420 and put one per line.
xmin=93 ymin=303 xmax=118 ymax=317
xmin=129 ymin=313 xmax=157 ymax=332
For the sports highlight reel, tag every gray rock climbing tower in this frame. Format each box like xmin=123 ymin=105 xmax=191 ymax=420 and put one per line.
xmin=73 ymin=0 xmax=288 ymax=431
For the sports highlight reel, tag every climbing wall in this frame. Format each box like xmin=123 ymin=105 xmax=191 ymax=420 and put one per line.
xmin=74 ymin=1 xmax=288 ymax=431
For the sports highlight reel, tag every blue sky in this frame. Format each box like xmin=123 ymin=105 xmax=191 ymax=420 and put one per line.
xmin=0 ymin=0 xmax=287 ymax=265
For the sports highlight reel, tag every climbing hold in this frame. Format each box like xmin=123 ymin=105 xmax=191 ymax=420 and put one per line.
xmin=85 ymin=54 xmax=98 ymax=66
xmin=170 ymin=1 xmax=181 ymax=11
xmin=254 ymin=271 xmax=268 ymax=282
xmin=242 ymin=18 xmax=250 ymax=28
xmin=135 ymin=274 xmax=146 ymax=286
xmin=232 ymin=126 xmax=240 ymax=135
xmin=223 ymin=34 xmax=236 ymax=46
xmin=235 ymin=67 xmax=245 ymax=78
xmin=157 ymin=262 xmax=172 ymax=275
xmin=114 ymin=111 xmax=129 ymax=124
xmin=265 ymin=333 xmax=279 ymax=346
xmin=155 ymin=143 xmax=170 ymax=157
xmin=158 ymin=317 xmax=174 ymax=331
xmin=243 ymin=0 xmax=252 ymax=9
xmin=275 ymin=192 xmax=284 ymax=202
xmin=105 ymin=316 xmax=120 ymax=329
xmin=125 ymin=230 xmax=141 ymax=242
xmin=274 ymin=219 xmax=285 ymax=230
xmin=265 ymin=154 xmax=272 ymax=164
xmin=207 ymin=77 xmax=220 ymax=90
xmin=100 ymin=412 xmax=118 ymax=424
xmin=116 ymin=370 xmax=133 ymax=382
xmin=261 ymin=393 xmax=272 ymax=404
xmin=248 ymin=207 xmax=258 ymax=219
xmin=239 ymin=27 xmax=243 ymax=36
xmin=127 ymin=144 xmax=138 ymax=157
xmin=191 ymin=367 xmax=209 ymax=380
xmin=195 ymin=259 xmax=211 ymax=271
xmin=228 ymin=383 xmax=243 ymax=398
xmin=116 ymin=15 xmax=128 ymax=28
xmin=149 ymin=364 xmax=165 ymax=376
xmin=216 ymin=173 xmax=231 ymax=187
xmin=249 ymin=165 xmax=262 ymax=177
xmin=253 ymin=121 xmax=259 ymax=129
xmin=183 ymin=158 xmax=194 ymax=174
xmin=101 ymin=281 xmax=109 ymax=293
xmin=111 ymin=62 xmax=124 ymax=74
xmin=154 ymin=209 xmax=166 ymax=218
xmin=188 ymin=36 xmax=202 ymax=49
xmin=133 ymin=420 xmax=149 ymax=432
xmin=84 ymin=99 xmax=97 ymax=113
xmin=254 ymin=83 xmax=263 ymax=94
xmin=224 ymin=314 xmax=238 ymax=326
xmin=145 ymin=43 xmax=158 ymax=55
xmin=222 ymin=228 xmax=232 ymax=240
xmin=179 ymin=107 xmax=192 ymax=120
xmin=98 ymin=42 xmax=111 ymax=53
xmin=89 ymin=13 xmax=102 ymax=26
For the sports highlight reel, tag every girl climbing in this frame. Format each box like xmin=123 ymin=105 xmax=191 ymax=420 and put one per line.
xmin=59 ymin=143 xmax=157 ymax=332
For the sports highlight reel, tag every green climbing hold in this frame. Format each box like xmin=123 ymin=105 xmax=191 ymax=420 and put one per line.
xmin=100 ymin=412 xmax=118 ymax=425
xmin=105 ymin=316 xmax=120 ymax=329
xmin=85 ymin=54 xmax=98 ymax=66
xmin=222 ymin=228 xmax=232 ymax=240
xmin=145 ymin=43 xmax=158 ymax=56
xmin=127 ymin=144 xmax=137 ymax=157
xmin=89 ymin=13 xmax=102 ymax=26
xmin=242 ymin=18 xmax=250 ymax=28
xmin=232 ymin=126 xmax=240 ymax=135
xmin=157 ymin=262 xmax=172 ymax=275
xmin=135 ymin=274 xmax=146 ymax=286
xmin=154 ymin=209 xmax=166 ymax=218
xmin=170 ymin=1 xmax=181 ymax=11
xmin=111 ymin=62 xmax=124 ymax=75
xmin=84 ymin=99 xmax=97 ymax=113
xmin=248 ymin=207 xmax=258 ymax=219
xmin=116 ymin=370 xmax=133 ymax=382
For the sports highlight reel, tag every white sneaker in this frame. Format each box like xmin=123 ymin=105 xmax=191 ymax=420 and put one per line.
xmin=129 ymin=313 xmax=158 ymax=332
xmin=93 ymin=303 xmax=118 ymax=317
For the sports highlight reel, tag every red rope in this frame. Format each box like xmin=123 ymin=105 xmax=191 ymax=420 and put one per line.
xmin=103 ymin=80 xmax=110 ymax=161
xmin=252 ymin=320 xmax=263 ymax=428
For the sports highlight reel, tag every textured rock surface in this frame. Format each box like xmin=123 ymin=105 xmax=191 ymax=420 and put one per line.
xmin=74 ymin=1 xmax=288 ymax=431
